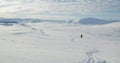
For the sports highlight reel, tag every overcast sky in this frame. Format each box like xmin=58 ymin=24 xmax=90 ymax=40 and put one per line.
xmin=0 ymin=0 xmax=120 ymax=20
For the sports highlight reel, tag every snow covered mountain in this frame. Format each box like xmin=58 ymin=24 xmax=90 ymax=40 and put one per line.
xmin=0 ymin=18 xmax=65 ymax=24
xmin=74 ymin=18 xmax=119 ymax=25
xmin=0 ymin=18 xmax=120 ymax=63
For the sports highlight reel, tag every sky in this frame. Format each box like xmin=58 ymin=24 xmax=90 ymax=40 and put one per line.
xmin=0 ymin=0 xmax=120 ymax=20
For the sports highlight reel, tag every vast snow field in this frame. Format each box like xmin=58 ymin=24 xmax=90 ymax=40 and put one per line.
xmin=0 ymin=20 xmax=120 ymax=63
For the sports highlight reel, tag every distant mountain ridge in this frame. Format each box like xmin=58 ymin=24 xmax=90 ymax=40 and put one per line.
xmin=74 ymin=18 xmax=119 ymax=25
xmin=0 ymin=18 xmax=119 ymax=25
xmin=0 ymin=18 xmax=65 ymax=23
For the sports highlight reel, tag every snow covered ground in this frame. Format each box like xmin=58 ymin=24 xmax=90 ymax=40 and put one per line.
xmin=0 ymin=21 xmax=120 ymax=63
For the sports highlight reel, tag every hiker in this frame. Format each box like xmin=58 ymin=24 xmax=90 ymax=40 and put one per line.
xmin=81 ymin=34 xmax=83 ymax=38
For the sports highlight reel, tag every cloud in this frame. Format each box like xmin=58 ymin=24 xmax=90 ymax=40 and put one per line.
xmin=0 ymin=0 xmax=120 ymax=13
xmin=0 ymin=0 xmax=51 ymax=13
xmin=0 ymin=0 xmax=120 ymax=19
xmin=48 ymin=0 xmax=120 ymax=13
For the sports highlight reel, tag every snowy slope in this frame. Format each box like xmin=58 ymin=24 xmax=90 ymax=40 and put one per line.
xmin=0 ymin=20 xmax=120 ymax=63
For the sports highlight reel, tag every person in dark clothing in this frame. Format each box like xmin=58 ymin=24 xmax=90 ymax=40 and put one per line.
xmin=81 ymin=34 xmax=83 ymax=38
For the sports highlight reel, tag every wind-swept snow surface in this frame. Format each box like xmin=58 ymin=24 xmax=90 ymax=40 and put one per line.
xmin=0 ymin=21 xmax=120 ymax=63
